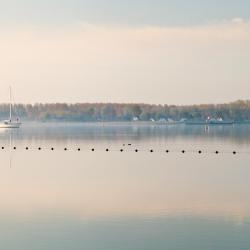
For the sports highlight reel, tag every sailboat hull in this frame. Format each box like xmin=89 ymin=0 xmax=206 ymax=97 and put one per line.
xmin=1 ymin=87 xmax=22 ymax=128
xmin=0 ymin=122 xmax=21 ymax=128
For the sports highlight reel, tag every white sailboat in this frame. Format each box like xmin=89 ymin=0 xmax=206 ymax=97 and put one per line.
xmin=0 ymin=87 xmax=21 ymax=128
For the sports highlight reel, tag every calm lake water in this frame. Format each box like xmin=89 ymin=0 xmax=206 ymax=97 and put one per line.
xmin=0 ymin=122 xmax=250 ymax=250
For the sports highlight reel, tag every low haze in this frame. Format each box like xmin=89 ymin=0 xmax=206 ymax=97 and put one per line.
xmin=1 ymin=2 xmax=250 ymax=250
xmin=0 ymin=0 xmax=249 ymax=104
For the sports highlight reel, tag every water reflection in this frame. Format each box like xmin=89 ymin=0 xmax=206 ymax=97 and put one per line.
xmin=1 ymin=122 xmax=250 ymax=147
xmin=1 ymin=151 xmax=250 ymax=220
xmin=0 ymin=123 xmax=250 ymax=250
xmin=0 ymin=215 xmax=249 ymax=250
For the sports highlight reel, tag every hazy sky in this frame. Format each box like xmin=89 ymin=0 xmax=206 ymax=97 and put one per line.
xmin=0 ymin=0 xmax=249 ymax=104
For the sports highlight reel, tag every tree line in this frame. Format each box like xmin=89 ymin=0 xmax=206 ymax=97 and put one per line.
xmin=1 ymin=100 xmax=250 ymax=122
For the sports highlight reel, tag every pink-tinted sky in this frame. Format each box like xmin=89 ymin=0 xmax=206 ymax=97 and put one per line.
xmin=0 ymin=1 xmax=249 ymax=104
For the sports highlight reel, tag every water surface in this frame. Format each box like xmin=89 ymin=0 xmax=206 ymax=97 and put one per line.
xmin=0 ymin=122 xmax=250 ymax=250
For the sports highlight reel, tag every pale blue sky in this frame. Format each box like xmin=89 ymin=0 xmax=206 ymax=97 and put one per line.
xmin=0 ymin=0 xmax=249 ymax=26
xmin=0 ymin=1 xmax=249 ymax=104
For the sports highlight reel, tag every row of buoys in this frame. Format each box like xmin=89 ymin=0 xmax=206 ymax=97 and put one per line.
xmin=0 ymin=146 xmax=239 ymax=154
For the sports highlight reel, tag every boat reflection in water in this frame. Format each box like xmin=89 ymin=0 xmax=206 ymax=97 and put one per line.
xmin=186 ymin=117 xmax=234 ymax=125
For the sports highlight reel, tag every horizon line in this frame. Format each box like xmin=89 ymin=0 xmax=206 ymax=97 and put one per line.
xmin=1 ymin=99 xmax=250 ymax=107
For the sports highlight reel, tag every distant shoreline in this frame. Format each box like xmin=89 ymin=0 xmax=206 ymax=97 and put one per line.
xmin=12 ymin=120 xmax=250 ymax=127
xmin=0 ymin=100 xmax=250 ymax=123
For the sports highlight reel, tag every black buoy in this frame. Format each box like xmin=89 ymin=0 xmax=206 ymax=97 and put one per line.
xmin=13 ymin=147 xmax=16 ymax=150
xmin=120 ymin=149 xmax=124 ymax=152
xmin=64 ymin=148 xmax=67 ymax=151
xmin=38 ymin=147 xmax=41 ymax=150
xmin=1 ymin=147 xmax=4 ymax=150
xmin=25 ymin=147 xmax=29 ymax=150
xmin=198 ymin=150 xmax=202 ymax=154
xmin=135 ymin=149 xmax=138 ymax=152
xmin=182 ymin=150 xmax=185 ymax=154
xmin=150 ymin=149 xmax=153 ymax=153
xmin=166 ymin=150 xmax=169 ymax=153
xmin=233 ymin=151 xmax=236 ymax=155
xmin=77 ymin=148 xmax=81 ymax=151
xmin=51 ymin=147 xmax=54 ymax=151
xmin=91 ymin=148 xmax=95 ymax=152
xmin=106 ymin=148 xmax=109 ymax=152
xmin=215 ymin=151 xmax=219 ymax=154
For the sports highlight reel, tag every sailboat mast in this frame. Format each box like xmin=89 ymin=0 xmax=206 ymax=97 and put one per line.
xmin=9 ymin=86 xmax=12 ymax=121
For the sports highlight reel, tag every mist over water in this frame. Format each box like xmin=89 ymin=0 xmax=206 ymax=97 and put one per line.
xmin=0 ymin=122 xmax=250 ymax=250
